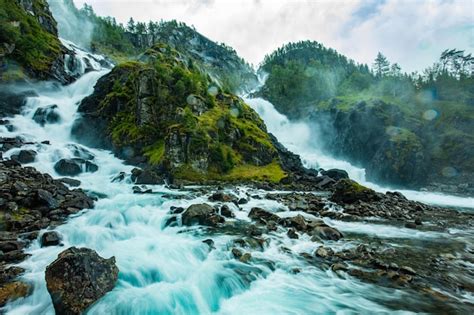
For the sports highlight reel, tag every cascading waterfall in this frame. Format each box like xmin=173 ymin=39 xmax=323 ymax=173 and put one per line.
xmin=244 ymin=97 xmax=474 ymax=210
xmin=0 ymin=43 xmax=441 ymax=315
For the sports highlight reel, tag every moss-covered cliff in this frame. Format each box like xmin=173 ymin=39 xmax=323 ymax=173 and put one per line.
xmin=0 ymin=0 xmax=72 ymax=83
xmin=72 ymin=44 xmax=287 ymax=183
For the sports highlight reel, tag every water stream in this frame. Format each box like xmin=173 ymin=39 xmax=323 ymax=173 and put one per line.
xmin=1 ymin=44 xmax=472 ymax=314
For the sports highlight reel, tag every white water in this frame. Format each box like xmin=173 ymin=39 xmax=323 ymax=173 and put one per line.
xmin=0 ymin=46 xmax=433 ymax=314
xmin=245 ymin=98 xmax=474 ymax=210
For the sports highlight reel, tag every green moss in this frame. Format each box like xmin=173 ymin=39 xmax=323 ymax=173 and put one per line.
xmin=223 ymin=160 xmax=286 ymax=183
xmin=0 ymin=0 xmax=62 ymax=80
xmin=144 ymin=140 xmax=165 ymax=165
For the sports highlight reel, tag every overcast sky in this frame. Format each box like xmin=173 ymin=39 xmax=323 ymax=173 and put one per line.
xmin=71 ymin=0 xmax=473 ymax=72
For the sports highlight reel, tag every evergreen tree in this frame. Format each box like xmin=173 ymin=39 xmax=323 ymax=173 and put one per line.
xmin=373 ymin=52 xmax=390 ymax=78
xmin=127 ymin=17 xmax=136 ymax=33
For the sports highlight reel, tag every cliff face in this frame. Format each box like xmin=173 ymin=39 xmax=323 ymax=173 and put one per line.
xmin=0 ymin=0 xmax=72 ymax=83
xmin=72 ymin=44 xmax=287 ymax=183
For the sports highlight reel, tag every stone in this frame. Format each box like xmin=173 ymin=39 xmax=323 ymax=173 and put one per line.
xmin=330 ymin=179 xmax=380 ymax=204
xmin=209 ymin=192 xmax=236 ymax=202
xmin=315 ymin=246 xmax=334 ymax=258
xmin=11 ymin=150 xmax=37 ymax=164
xmin=32 ymin=105 xmax=61 ymax=126
xmin=58 ymin=178 xmax=81 ymax=187
xmin=181 ymin=204 xmax=224 ymax=227
xmin=312 ymin=225 xmax=343 ymax=241
xmin=238 ymin=198 xmax=248 ymax=205
xmin=220 ymin=205 xmax=234 ymax=218
xmin=248 ymin=207 xmax=280 ymax=223
xmin=320 ymin=168 xmax=349 ymax=181
xmin=37 ymin=189 xmax=59 ymax=209
xmin=45 ymin=247 xmax=119 ymax=315
xmin=287 ymin=228 xmax=299 ymax=239
xmin=0 ymin=281 xmax=31 ymax=307
xmin=40 ymin=231 xmax=61 ymax=247
xmin=54 ymin=159 xmax=82 ymax=176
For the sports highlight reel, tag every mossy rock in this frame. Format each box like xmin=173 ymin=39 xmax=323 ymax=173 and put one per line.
xmin=330 ymin=179 xmax=380 ymax=204
xmin=0 ymin=281 xmax=31 ymax=306
xmin=74 ymin=43 xmax=286 ymax=183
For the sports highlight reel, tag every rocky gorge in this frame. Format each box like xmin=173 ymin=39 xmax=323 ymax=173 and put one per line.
xmin=0 ymin=0 xmax=473 ymax=314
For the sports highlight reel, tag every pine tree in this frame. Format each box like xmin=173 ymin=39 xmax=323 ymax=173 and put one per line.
xmin=373 ymin=52 xmax=390 ymax=78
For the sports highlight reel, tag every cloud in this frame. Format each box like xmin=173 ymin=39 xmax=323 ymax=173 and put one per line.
xmin=71 ymin=0 xmax=472 ymax=72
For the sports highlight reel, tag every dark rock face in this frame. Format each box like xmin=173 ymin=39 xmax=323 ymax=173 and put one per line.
xmin=45 ymin=247 xmax=118 ymax=315
xmin=248 ymin=207 xmax=280 ymax=224
xmin=181 ymin=204 xmax=224 ymax=226
xmin=11 ymin=150 xmax=37 ymax=164
xmin=40 ymin=231 xmax=61 ymax=247
xmin=32 ymin=105 xmax=61 ymax=126
xmin=131 ymin=168 xmax=164 ymax=185
xmin=54 ymin=158 xmax=98 ymax=176
xmin=0 ymin=88 xmax=38 ymax=117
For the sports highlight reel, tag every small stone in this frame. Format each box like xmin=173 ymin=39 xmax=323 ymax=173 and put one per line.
xmin=315 ymin=246 xmax=334 ymax=258
xmin=287 ymin=228 xmax=299 ymax=239
xmin=40 ymin=231 xmax=61 ymax=247
xmin=220 ymin=205 xmax=234 ymax=218
xmin=331 ymin=262 xmax=348 ymax=272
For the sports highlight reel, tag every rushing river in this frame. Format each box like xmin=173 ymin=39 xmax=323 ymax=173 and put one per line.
xmin=1 ymin=43 xmax=473 ymax=314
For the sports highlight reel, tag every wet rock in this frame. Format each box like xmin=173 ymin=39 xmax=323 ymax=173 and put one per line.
xmin=331 ymin=179 xmax=381 ymax=204
xmin=40 ymin=231 xmax=61 ymax=247
xmin=54 ymin=159 xmax=82 ymax=176
xmin=54 ymin=158 xmax=98 ymax=176
xmin=33 ymin=104 xmax=61 ymax=126
xmin=240 ymin=253 xmax=252 ymax=263
xmin=209 ymin=191 xmax=237 ymax=202
xmin=58 ymin=178 xmax=81 ymax=187
xmin=331 ymin=262 xmax=348 ymax=272
xmin=0 ymin=281 xmax=31 ymax=307
xmin=11 ymin=150 xmax=37 ymax=164
xmin=37 ymin=189 xmax=59 ymax=209
xmin=132 ymin=186 xmax=152 ymax=194
xmin=45 ymin=247 xmax=119 ymax=315
xmin=238 ymin=198 xmax=248 ymax=205
xmin=181 ymin=203 xmax=224 ymax=227
xmin=320 ymin=168 xmax=349 ymax=181
xmin=281 ymin=214 xmax=307 ymax=231
xmin=202 ymin=239 xmax=215 ymax=249
xmin=415 ymin=218 xmax=423 ymax=225
xmin=287 ymin=228 xmax=299 ymax=239
xmin=405 ymin=222 xmax=417 ymax=229
xmin=220 ymin=205 xmax=235 ymax=218
xmin=66 ymin=144 xmax=95 ymax=161
xmin=232 ymin=248 xmax=243 ymax=259
xmin=248 ymin=207 xmax=280 ymax=223
xmin=311 ymin=225 xmax=343 ymax=241
xmin=131 ymin=168 xmax=164 ymax=185
xmin=315 ymin=246 xmax=334 ymax=258
xmin=111 ymin=172 xmax=126 ymax=183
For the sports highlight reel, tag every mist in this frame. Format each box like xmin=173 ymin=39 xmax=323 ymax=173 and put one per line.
xmin=49 ymin=0 xmax=94 ymax=49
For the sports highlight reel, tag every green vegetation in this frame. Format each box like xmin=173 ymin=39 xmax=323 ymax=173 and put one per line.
xmin=83 ymin=43 xmax=283 ymax=183
xmin=259 ymin=41 xmax=473 ymax=186
xmin=0 ymin=0 xmax=62 ymax=80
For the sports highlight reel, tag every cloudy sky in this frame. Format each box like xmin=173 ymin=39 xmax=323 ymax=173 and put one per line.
xmin=72 ymin=0 xmax=473 ymax=72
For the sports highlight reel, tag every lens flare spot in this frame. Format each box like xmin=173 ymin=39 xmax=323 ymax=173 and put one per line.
xmin=230 ymin=108 xmax=240 ymax=117
xmin=186 ymin=95 xmax=198 ymax=105
xmin=441 ymin=166 xmax=458 ymax=177
xmin=207 ymin=86 xmax=218 ymax=96
xmin=422 ymin=109 xmax=438 ymax=121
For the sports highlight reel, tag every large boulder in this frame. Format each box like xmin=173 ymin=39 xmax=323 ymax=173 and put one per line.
xmin=320 ymin=169 xmax=349 ymax=181
xmin=32 ymin=105 xmax=61 ymax=126
xmin=330 ymin=179 xmax=381 ymax=204
xmin=45 ymin=247 xmax=118 ymax=315
xmin=11 ymin=150 xmax=37 ymax=164
xmin=248 ymin=207 xmax=280 ymax=223
xmin=54 ymin=158 xmax=98 ymax=176
xmin=181 ymin=204 xmax=224 ymax=226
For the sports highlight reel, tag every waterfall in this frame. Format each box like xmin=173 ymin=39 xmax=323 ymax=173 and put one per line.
xmin=1 ymin=42 xmax=471 ymax=314
xmin=244 ymin=97 xmax=474 ymax=210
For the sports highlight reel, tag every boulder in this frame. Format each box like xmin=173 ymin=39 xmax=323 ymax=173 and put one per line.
xmin=181 ymin=204 xmax=224 ymax=226
xmin=54 ymin=159 xmax=82 ymax=176
xmin=311 ymin=225 xmax=343 ymax=241
xmin=0 ymin=281 xmax=30 ymax=307
xmin=248 ymin=207 xmax=280 ymax=223
xmin=54 ymin=158 xmax=99 ymax=176
xmin=330 ymin=179 xmax=380 ymax=204
xmin=32 ymin=105 xmax=61 ymax=126
xmin=40 ymin=231 xmax=61 ymax=247
xmin=37 ymin=189 xmax=59 ymax=209
xmin=320 ymin=169 xmax=349 ymax=181
xmin=131 ymin=168 xmax=164 ymax=185
xmin=58 ymin=178 xmax=81 ymax=187
xmin=11 ymin=150 xmax=37 ymax=164
xmin=209 ymin=192 xmax=237 ymax=202
xmin=45 ymin=247 xmax=118 ymax=315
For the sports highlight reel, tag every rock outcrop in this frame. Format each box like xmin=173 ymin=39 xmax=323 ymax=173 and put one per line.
xmin=45 ymin=247 xmax=118 ymax=315
xmin=71 ymin=45 xmax=289 ymax=184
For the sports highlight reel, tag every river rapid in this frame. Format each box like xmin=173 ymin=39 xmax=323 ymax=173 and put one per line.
xmin=1 ymin=43 xmax=473 ymax=314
